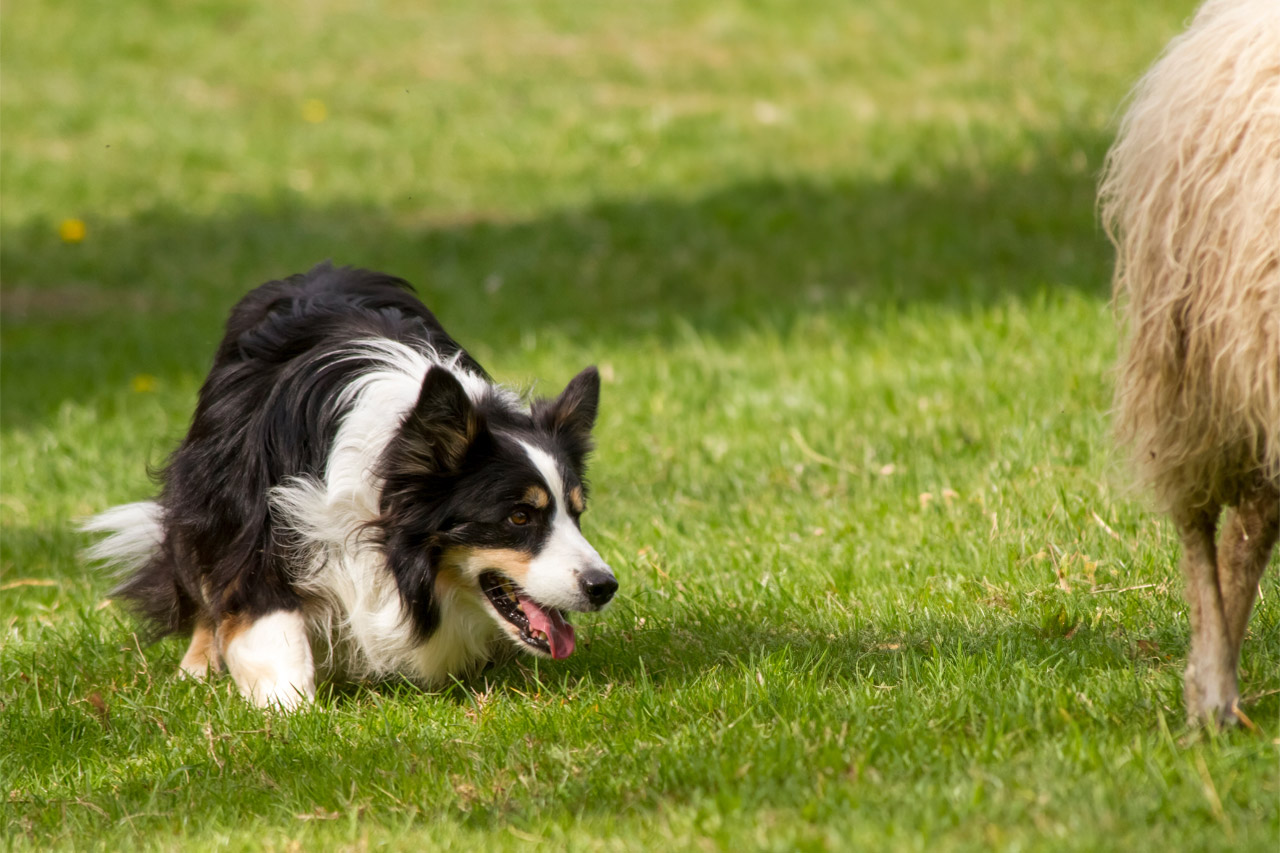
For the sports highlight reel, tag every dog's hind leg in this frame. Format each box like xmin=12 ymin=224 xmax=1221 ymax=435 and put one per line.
xmin=219 ymin=610 xmax=316 ymax=710
xmin=1176 ymin=508 xmax=1239 ymax=724
xmin=1216 ymin=486 xmax=1280 ymax=704
xmin=178 ymin=618 xmax=223 ymax=679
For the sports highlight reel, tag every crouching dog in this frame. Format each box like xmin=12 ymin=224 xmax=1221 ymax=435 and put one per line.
xmin=87 ymin=263 xmax=617 ymax=708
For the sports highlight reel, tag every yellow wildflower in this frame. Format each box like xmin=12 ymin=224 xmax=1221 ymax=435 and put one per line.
xmin=59 ymin=218 xmax=86 ymax=243
xmin=301 ymin=99 xmax=328 ymax=123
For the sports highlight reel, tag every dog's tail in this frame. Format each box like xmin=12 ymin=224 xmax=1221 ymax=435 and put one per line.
xmin=82 ymin=501 xmax=165 ymax=573
xmin=83 ymin=501 xmax=192 ymax=636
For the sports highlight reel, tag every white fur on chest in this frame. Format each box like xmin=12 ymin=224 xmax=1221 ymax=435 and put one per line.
xmin=269 ymin=340 xmax=513 ymax=685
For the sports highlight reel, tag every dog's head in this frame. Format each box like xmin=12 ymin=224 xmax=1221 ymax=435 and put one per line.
xmin=377 ymin=365 xmax=615 ymax=659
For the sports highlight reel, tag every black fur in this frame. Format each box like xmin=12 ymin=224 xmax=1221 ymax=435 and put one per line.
xmin=113 ymin=262 xmax=599 ymax=644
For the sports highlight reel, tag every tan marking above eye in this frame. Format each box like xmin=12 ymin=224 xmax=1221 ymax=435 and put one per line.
xmin=451 ymin=546 xmax=533 ymax=585
xmin=568 ymin=485 xmax=586 ymax=514
xmin=522 ymin=486 xmax=550 ymax=509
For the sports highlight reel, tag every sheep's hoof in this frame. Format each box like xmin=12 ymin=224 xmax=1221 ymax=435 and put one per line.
xmin=1184 ymin=660 xmax=1240 ymax=726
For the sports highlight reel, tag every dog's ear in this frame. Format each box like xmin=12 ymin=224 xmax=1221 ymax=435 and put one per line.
xmin=534 ymin=366 xmax=600 ymax=464
xmin=382 ymin=529 xmax=443 ymax=641
xmin=401 ymin=367 xmax=484 ymax=472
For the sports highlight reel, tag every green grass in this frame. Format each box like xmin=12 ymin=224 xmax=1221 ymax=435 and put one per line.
xmin=3 ymin=0 xmax=1277 ymax=850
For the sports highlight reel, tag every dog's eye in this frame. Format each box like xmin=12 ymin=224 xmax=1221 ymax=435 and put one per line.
xmin=508 ymin=510 xmax=530 ymax=526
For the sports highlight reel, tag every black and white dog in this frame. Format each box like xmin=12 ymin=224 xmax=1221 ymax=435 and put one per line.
xmin=86 ymin=263 xmax=617 ymax=708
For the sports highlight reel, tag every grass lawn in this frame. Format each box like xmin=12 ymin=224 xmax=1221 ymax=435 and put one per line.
xmin=3 ymin=0 xmax=1277 ymax=849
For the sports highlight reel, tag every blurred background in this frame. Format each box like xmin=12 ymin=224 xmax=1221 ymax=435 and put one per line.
xmin=3 ymin=1 xmax=1186 ymax=404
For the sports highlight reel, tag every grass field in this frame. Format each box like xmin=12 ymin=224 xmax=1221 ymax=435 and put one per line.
xmin=3 ymin=1 xmax=1277 ymax=850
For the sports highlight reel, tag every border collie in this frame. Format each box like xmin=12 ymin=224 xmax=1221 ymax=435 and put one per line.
xmin=85 ymin=262 xmax=617 ymax=709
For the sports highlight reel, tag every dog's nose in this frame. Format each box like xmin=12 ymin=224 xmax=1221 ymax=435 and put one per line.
xmin=578 ymin=567 xmax=618 ymax=607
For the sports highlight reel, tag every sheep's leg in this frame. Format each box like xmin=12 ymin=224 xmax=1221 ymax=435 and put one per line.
xmin=1217 ymin=486 xmax=1279 ymax=689
xmin=1176 ymin=508 xmax=1238 ymax=724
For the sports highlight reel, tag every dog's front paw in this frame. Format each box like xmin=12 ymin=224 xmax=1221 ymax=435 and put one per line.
xmin=240 ymin=674 xmax=317 ymax=711
xmin=221 ymin=610 xmax=317 ymax=711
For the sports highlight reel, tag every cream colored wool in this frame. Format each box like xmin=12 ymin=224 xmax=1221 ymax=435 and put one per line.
xmin=1099 ymin=0 xmax=1280 ymax=724
xmin=1100 ymin=0 xmax=1280 ymax=514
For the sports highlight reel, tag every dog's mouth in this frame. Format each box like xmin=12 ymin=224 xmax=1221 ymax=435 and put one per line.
xmin=478 ymin=571 xmax=575 ymax=660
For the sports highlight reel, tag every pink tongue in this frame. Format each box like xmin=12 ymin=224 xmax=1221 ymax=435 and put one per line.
xmin=518 ymin=595 xmax=575 ymax=660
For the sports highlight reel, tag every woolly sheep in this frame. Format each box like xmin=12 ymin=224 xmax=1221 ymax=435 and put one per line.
xmin=1099 ymin=0 xmax=1280 ymax=724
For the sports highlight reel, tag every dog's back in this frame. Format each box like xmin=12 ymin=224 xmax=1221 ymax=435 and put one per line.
xmin=90 ymin=263 xmax=482 ymax=639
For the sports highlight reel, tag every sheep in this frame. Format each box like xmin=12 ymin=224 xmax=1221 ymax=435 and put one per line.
xmin=1099 ymin=0 xmax=1280 ymax=725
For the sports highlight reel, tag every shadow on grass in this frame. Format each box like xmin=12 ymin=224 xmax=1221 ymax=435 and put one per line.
xmin=1 ymin=129 xmax=1114 ymax=426
xmin=440 ymin=602 xmax=1174 ymax=701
